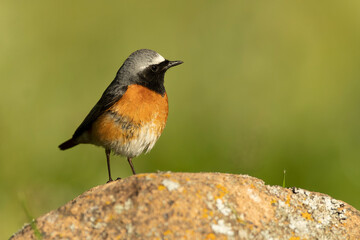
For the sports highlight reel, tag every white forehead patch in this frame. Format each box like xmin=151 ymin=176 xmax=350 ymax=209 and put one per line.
xmin=139 ymin=54 xmax=165 ymax=70
xmin=151 ymin=54 xmax=165 ymax=64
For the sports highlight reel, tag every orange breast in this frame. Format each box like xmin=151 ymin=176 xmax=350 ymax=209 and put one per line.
xmin=109 ymin=84 xmax=168 ymax=124
xmin=90 ymin=84 xmax=168 ymax=153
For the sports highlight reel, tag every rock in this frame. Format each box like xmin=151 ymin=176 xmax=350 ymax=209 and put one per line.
xmin=10 ymin=172 xmax=360 ymax=239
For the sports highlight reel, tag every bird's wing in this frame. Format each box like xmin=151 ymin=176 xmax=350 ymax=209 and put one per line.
xmin=73 ymin=82 xmax=128 ymax=139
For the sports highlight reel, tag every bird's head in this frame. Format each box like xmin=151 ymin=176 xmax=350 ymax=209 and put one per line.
xmin=116 ymin=49 xmax=183 ymax=95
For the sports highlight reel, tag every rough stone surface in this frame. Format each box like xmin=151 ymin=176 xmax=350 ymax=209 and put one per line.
xmin=10 ymin=172 xmax=360 ymax=239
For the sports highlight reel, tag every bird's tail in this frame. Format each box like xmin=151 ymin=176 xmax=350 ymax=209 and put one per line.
xmin=59 ymin=138 xmax=78 ymax=150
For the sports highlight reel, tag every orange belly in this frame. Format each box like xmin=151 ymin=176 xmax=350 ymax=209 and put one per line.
xmin=90 ymin=84 xmax=168 ymax=157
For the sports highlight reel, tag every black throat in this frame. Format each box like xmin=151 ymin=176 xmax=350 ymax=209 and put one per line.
xmin=144 ymin=78 xmax=166 ymax=96
xmin=137 ymin=71 xmax=166 ymax=96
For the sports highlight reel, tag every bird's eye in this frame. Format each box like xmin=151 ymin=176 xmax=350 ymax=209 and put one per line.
xmin=151 ymin=65 xmax=158 ymax=72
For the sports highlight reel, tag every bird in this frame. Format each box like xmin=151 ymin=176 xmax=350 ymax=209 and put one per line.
xmin=59 ymin=49 xmax=183 ymax=182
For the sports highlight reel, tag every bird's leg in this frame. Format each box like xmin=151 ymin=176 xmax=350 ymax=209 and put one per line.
xmin=105 ymin=149 xmax=113 ymax=183
xmin=127 ymin=157 xmax=136 ymax=175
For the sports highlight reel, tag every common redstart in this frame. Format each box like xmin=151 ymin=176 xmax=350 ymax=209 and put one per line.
xmin=59 ymin=49 xmax=183 ymax=182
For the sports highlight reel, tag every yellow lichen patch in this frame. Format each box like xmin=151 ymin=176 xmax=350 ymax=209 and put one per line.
xmin=216 ymin=184 xmax=228 ymax=193
xmin=301 ymin=212 xmax=313 ymax=221
xmin=202 ymin=208 xmax=213 ymax=218
xmin=163 ymin=230 xmax=172 ymax=236
xmin=202 ymin=208 xmax=209 ymax=218
xmin=95 ymin=218 xmax=103 ymax=225
xmin=206 ymin=233 xmax=216 ymax=239
xmin=196 ymin=190 xmax=203 ymax=199
xmin=285 ymin=195 xmax=291 ymax=206
xmin=289 ymin=237 xmax=300 ymax=240
xmin=185 ymin=229 xmax=194 ymax=236
xmin=214 ymin=184 xmax=229 ymax=199
xmin=105 ymin=214 xmax=113 ymax=222
xmin=162 ymin=173 xmax=172 ymax=178
xmin=135 ymin=174 xmax=147 ymax=179
xmin=105 ymin=200 xmax=111 ymax=205
xmin=146 ymin=173 xmax=157 ymax=179
xmin=250 ymin=184 xmax=256 ymax=189
xmin=270 ymin=199 xmax=277 ymax=205
xmin=237 ymin=218 xmax=246 ymax=225
xmin=158 ymin=185 xmax=166 ymax=191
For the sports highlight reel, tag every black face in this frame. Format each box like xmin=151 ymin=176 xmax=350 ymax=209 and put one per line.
xmin=137 ymin=60 xmax=183 ymax=96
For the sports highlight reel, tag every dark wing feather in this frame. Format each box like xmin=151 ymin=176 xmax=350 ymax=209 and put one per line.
xmin=73 ymin=82 xmax=128 ymax=139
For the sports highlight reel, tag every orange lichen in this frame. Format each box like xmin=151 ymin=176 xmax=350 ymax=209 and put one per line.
xmin=148 ymin=173 xmax=157 ymax=178
xmin=206 ymin=233 xmax=216 ymax=239
xmin=202 ymin=208 xmax=209 ymax=218
xmin=301 ymin=212 xmax=313 ymax=221
xmin=163 ymin=230 xmax=172 ymax=235
xmin=158 ymin=185 xmax=166 ymax=191
xmin=105 ymin=214 xmax=113 ymax=222
xmin=214 ymin=184 xmax=228 ymax=199
xmin=136 ymin=174 xmax=148 ymax=179
xmin=202 ymin=208 xmax=214 ymax=219
xmin=285 ymin=195 xmax=291 ymax=206
xmin=196 ymin=190 xmax=203 ymax=199
xmin=185 ymin=229 xmax=195 ymax=236
xmin=289 ymin=237 xmax=300 ymax=240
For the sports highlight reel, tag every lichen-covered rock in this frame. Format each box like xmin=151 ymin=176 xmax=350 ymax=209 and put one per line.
xmin=10 ymin=172 xmax=360 ymax=239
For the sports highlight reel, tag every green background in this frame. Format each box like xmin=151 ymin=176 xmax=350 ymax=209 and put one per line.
xmin=1 ymin=1 xmax=360 ymax=238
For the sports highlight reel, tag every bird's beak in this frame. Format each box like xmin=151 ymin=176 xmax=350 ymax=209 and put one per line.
xmin=165 ymin=60 xmax=183 ymax=70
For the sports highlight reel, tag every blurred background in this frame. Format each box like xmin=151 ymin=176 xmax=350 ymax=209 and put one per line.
xmin=1 ymin=0 xmax=360 ymax=238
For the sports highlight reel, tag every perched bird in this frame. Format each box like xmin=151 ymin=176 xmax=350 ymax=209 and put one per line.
xmin=59 ymin=49 xmax=183 ymax=182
